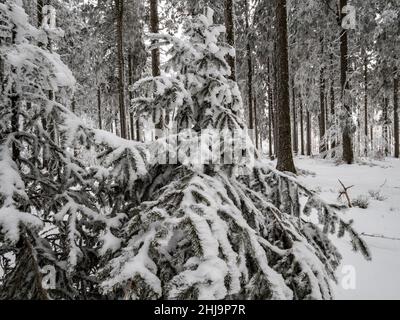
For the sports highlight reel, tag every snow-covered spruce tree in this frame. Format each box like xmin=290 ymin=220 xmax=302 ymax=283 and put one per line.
xmin=101 ymin=9 xmax=370 ymax=300
xmin=0 ymin=0 xmax=123 ymax=299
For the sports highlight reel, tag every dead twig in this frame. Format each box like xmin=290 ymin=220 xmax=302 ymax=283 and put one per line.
xmin=361 ymin=233 xmax=400 ymax=241
xmin=338 ymin=179 xmax=354 ymax=208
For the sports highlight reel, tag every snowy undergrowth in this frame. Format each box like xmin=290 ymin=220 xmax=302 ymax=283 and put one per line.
xmin=0 ymin=4 xmax=372 ymax=300
xmin=291 ymin=156 xmax=400 ymax=299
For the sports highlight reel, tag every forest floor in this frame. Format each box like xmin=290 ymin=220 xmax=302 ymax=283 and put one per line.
xmin=269 ymin=156 xmax=400 ymax=299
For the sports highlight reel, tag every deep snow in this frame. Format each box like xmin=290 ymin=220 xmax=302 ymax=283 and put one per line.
xmin=289 ymin=156 xmax=400 ymax=300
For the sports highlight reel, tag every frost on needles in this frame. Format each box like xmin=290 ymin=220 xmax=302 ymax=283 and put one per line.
xmin=101 ymin=9 xmax=370 ymax=300
xmin=0 ymin=3 xmax=370 ymax=300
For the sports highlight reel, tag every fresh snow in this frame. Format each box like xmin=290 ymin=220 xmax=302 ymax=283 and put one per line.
xmin=282 ymin=156 xmax=400 ymax=300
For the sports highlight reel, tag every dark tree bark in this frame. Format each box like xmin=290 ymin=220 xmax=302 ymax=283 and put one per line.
xmin=254 ymin=97 xmax=259 ymax=150
xmin=273 ymin=49 xmax=279 ymax=155
xmin=97 ymin=86 xmax=102 ymax=130
xmin=224 ymin=0 xmax=236 ymax=80
xmin=383 ymin=96 xmax=389 ymax=156
xmin=340 ymin=0 xmax=354 ymax=164
xmin=363 ymin=54 xmax=368 ymax=156
xmin=150 ymin=0 xmax=163 ymax=132
xmin=150 ymin=0 xmax=160 ymax=77
xmin=37 ymin=0 xmax=43 ymax=27
xmin=275 ymin=0 xmax=296 ymax=173
xmin=394 ymin=67 xmax=399 ymax=158
xmin=267 ymin=59 xmax=274 ymax=157
xmin=319 ymin=68 xmax=326 ymax=154
xmin=299 ymin=93 xmax=305 ymax=156
xmin=370 ymin=125 xmax=374 ymax=153
xmin=115 ymin=0 xmax=127 ymax=139
xmin=330 ymin=79 xmax=336 ymax=153
xmin=306 ymin=110 xmax=312 ymax=156
xmin=245 ymin=0 xmax=254 ymax=140
xmin=292 ymin=78 xmax=298 ymax=154
xmin=128 ymin=52 xmax=135 ymax=140
xmin=319 ymin=37 xmax=326 ymax=154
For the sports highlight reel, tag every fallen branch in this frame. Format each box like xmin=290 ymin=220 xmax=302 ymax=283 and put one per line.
xmin=338 ymin=179 xmax=354 ymax=208
xmin=361 ymin=232 xmax=400 ymax=241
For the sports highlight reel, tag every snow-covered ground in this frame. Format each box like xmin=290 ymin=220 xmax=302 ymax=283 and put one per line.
xmin=284 ymin=156 xmax=400 ymax=300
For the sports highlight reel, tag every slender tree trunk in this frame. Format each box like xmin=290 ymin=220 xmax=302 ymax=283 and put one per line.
xmin=299 ymin=93 xmax=305 ymax=156
xmin=245 ymin=0 xmax=254 ymax=140
xmin=37 ymin=0 xmax=43 ymax=27
xmin=340 ymin=0 xmax=354 ymax=164
xmin=275 ymin=0 xmax=296 ymax=173
xmin=254 ymin=97 xmax=259 ymax=150
xmin=370 ymin=125 xmax=374 ymax=153
xmin=267 ymin=59 xmax=274 ymax=157
xmin=150 ymin=0 xmax=163 ymax=133
xmin=319 ymin=70 xmax=326 ymax=154
xmin=97 ymin=86 xmax=102 ymax=130
xmin=330 ymin=79 xmax=336 ymax=153
xmin=150 ymin=0 xmax=160 ymax=77
xmin=224 ymin=0 xmax=236 ymax=81
xmin=11 ymin=80 xmax=19 ymax=162
xmin=115 ymin=0 xmax=127 ymax=139
xmin=273 ymin=49 xmax=278 ymax=155
xmin=268 ymin=103 xmax=273 ymax=157
xmin=0 ymin=46 xmax=4 ymax=96
xmin=394 ymin=67 xmax=399 ymax=158
xmin=306 ymin=110 xmax=312 ymax=156
xmin=364 ymin=54 xmax=368 ymax=156
xmin=128 ymin=52 xmax=135 ymax=140
xmin=71 ymin=96 xmax=76 ymax=113
xmin=136 ymin=119 xmax=141 ymax=142
xmin=383 ymin=96 xmax=389 ymax=156
xmin=319 ymin=44 xmax=326 ymax=154
xmin=292 ymin=78 xmax=298 ymax=154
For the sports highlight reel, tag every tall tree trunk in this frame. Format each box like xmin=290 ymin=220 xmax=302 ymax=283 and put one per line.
xmin=150 ymin=0 xmax=163 ymax=133
xmin=306 ymin=110 xmax=312 ymax=156
xmin=273 ymin=49 xmax=278 ymax=155
xmin=383 ymin=96 xmax=389 ymax=156
xmin=37 ymin=0 xmax=43 ymax=27
xmin=394 ymin=67 xmax=399 ymax=158
xmin=71 ymin=96 xmax=76 ymax=113
xmin=97 ymin=86 xmax=102 ymax=130
xmin=268 ymin=103 xmax=273 ymax=157
xmin=150 ymin=0 xmax=160 ymax=77
xmin=115 ymin=0 xmax=127 ymax=139
xmin=267 ymin=59 xmax=274 ymax=157
xmin=245 ymin=0 xmax=254 ymax=140
xmin=299 ymin=93 xmax=305 ymax=156
xmin=224 ymin=0 xmax=236 ymax=81
xmin=254 ymin=97 xmax=259 ymax=150
xmin=275 ymin=0 xmax=296 ymax=173
xmin=330 ymin=79 xmax=336 ymax=153
xmin=340 ymin=0 xmax=354 ymax=164
xmin=128 ymin=52 xmax=135 ymax=140
xmin=363 ymin=54 xmax=368 ymax=156
xmin=319 ymin=38 xmax=326 ymax=154
xmin=292 ymin=78 xmax=298 ymax=154
xmin=319 ymin=69 xmax=326 ymax=154
xmin=370 ymin=125 xmax=374 ymax=153
xmin=11 ymin=56 xmax=19 ymax=161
